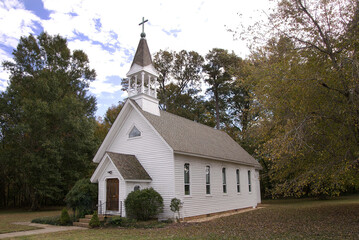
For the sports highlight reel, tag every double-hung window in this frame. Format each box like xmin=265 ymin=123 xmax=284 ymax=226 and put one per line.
xmin=205 ymin=166 xmax=210 ymax=195
xmin=236 ymin=169 xmax=240 ymax=193
xmin=248 ymin=170 xmax=252 ymax=193
xmin=184 ymin=163 xmax=190 ymax=195
xmin=222 ymin=167 xmax=227 ymax=193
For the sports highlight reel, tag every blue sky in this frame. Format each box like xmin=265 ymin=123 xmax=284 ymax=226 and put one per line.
xmin=0 ymin=0 xmax=271 ymax=117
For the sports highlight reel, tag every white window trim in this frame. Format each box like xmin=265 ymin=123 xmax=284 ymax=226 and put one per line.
xmin=222 ymin=167 xmax=227 ymax=195
xmin=127 ymin=123 xmax=142 ymax=140
xmin=205 ymin=165 xmax=211 ymax=196
xmin=184 ymin=163 xmax=191 ymax=197
xmin=236 ymin=168 xmax=241 ymax=194
xmin=248 ymin=170 xmax=252 ymax=193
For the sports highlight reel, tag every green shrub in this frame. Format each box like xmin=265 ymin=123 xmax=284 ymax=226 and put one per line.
xmin=32 ymin=216 xmax=60 ymax=225
xmin=125 ymin=188 xmax=163 ymax=221
xmin=89 ymin=211 xmax=100 ymax=228
xmin=65 ymin=178 xmax=98 ymax=218
xmin=60 ymin=208 xmax=72 ymax=226
xmin=170 ymin=198 xmax=183 ymax=221
xmin=108 ymin=216 xmax=136 ymax=227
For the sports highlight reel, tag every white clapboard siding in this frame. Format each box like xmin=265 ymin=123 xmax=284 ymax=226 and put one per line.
xmin=174 ymin=154 xmax=259 ymax=218
xmin=108 ymin=107 xmax=175 ymax=219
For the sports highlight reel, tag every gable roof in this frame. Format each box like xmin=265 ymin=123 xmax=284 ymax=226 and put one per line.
xmin=107 ymin=152 xmax=152 ymax=181
xmin=129 ymin=100 xmax=262 ymax=169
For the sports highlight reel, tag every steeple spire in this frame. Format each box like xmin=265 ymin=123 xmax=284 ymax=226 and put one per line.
xmin=126 ymin=18 xmax=160 ymax=116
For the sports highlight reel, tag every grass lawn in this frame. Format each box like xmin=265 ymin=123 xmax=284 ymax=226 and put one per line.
xmin=4 ymin=195 xmax=359 ymax=239
xmin=0 ymin=208 xmax=61 ymax=234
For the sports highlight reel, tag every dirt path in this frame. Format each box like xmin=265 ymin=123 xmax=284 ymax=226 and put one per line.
xmin=0 ymin=222 xmax=87 ymax=239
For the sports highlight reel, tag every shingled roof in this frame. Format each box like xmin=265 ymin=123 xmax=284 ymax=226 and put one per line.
xmin=129 ymin=100 xmax=262 ymax=169
xmin=131 ymin=38 xmax=153 ymax=67
xmin=107 ymin=152 xmax=152 ymax=180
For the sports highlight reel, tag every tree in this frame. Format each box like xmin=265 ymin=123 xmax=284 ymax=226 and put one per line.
xmin=0 ymin=32 xmax=97 ymax=209
xmin=244 ymin=0 xmax=359 ymax=197
xmin=203 ymin=48 xmax=241 ymax=129
xmin=65 ymin=178 xmax=98 ymax=218
xmin=94 ymin=102 xmax=124 ymax=143
xmin=153 ymin=50 xmax=206 ymax=121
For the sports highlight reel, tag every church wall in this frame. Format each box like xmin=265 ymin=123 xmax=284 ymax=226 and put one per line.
xmin=107 ymin=107 xmax=175 ymax=219
xmin=174 ymin=154 xmax=260 ymax=218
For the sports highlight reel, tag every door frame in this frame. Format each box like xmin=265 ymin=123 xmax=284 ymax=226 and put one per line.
xmin=105 ymin=177 xmax=120 ymax=212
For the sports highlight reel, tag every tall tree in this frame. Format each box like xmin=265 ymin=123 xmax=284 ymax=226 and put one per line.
xmin=0 ymin=32 xmax=97 ymax=209
xmin=153 ymin=50 xmax=208 ymax=123
xmin=204 ymin=48 xmax=241 ymax=129
xmin=246 ymin=0 xmax=359 ymax=197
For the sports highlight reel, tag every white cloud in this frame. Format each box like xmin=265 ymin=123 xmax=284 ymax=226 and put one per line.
xmin=0 ymin=0 xmax=41 ymax=48
xmin=0 ymin=0 xmax=272 ymax=116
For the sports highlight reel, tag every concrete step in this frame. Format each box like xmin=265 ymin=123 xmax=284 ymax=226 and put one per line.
xmin=73 ymin=221 xmax=90 ymax=228
xmin=79 ymin=218 xmax=91 ymax=223
xmin=84 ymin=215 xmax=105 ymax=221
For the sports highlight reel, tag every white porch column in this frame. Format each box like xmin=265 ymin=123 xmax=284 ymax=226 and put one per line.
xmin=148 ymin=75 xmax=151 ymax=95
xmin=141 ymin=72 xmax=144 ymax=93
xmin=134 ymin=75 xmax=138 ymax=94
xmin=154 ymin=77 xmax=157 ymax=98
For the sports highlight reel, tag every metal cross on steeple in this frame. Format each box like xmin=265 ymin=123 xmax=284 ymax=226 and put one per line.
xmin=139 ymin=17 xmax=148 ymax=38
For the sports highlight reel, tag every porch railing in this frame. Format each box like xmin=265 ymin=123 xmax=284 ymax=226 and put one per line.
xmin=97 ymin=200 xmax=123 ymax=217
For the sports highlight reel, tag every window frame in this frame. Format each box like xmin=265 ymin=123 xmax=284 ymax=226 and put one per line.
xmin=128 ymin=125 xmax=141 ymax=139
xmin=205 ymin=165 xmax=211 ymax=195
xmin=222 ymin=167 xmax=227 ymax=194
xmin=184 ymin=163 xmax=190 ymax=196
xmin=236 ymin=169 xmax=241 ymax=193
xmin=248 ymin=170 xmax=252 ymax=193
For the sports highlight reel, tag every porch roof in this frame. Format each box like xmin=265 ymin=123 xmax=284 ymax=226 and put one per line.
xmin=107 ymin=152 xmax=152 ymax=181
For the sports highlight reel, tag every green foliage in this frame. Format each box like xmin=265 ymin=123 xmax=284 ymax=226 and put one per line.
xmin=89 ymin=211 xmax=100 ymax=228
xmin=108 ymin=216 xmax=136 ymax=227
xmin=59 ymin=208 xmax=72 ymax=226
xmin=94 ymin=102 xmax=124 ymax=143
xmin=243 ymin=0 xmax=359 ymax=197
xmin=170 ymin=198 xmax=182 ymax=213
xmin=0 ymin=32 xmax=97 ymax=209
xmin=65 ymin=178 xmax=98 ymax=218
xmin=170 ymin=198 xmax=183 ymax=221
xmin=124 ymin=188 xmax=163 ymax=221
xmin=31 ymin=216 xmax=61 ymax=226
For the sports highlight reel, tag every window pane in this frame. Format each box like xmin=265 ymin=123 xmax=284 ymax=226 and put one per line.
xmin=185 ymin=185 xmax=190 ymax=195
xmin=129 ymin=126 xmax=141 ymax=138
xmin=236 ymin=169 xmax=240 ymax=193
xmin=184 ymin=163 xmax=190 ymax=184
xmin=184 ymin=163 xmax=190 ymax=195
xmin=248 ymin=170 xmax=252 ymax=192
xmin=206 ymin=185 xmax=211 ymax=195
xmin=236 ymin=169 xmax=240 ymax=184
xmin=206 ymin=166 xmax=210 ymax=184
xmin=222 ymin=168 xmax=226 ymax=193
xmin=223 ymin=184 xmax=227 ymax=193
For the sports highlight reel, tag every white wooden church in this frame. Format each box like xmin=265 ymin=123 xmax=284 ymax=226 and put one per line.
xmin=90 ymin=22 xmax=262 ymax=220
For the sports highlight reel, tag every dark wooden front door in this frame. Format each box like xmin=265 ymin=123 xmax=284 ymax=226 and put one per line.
xmin=106 ymin=178 xmax=119 ymax=211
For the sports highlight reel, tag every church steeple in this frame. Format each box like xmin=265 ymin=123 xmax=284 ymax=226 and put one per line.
xmin=126 ymin=17 xmax=160 ymax=116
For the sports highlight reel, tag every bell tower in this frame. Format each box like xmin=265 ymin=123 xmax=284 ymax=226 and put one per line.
xmin=126 ymin=17 xmax=160 ymax=116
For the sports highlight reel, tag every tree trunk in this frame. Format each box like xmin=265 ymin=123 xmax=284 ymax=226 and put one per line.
xmin=214 ymin=87 xmax=220 ymax=129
